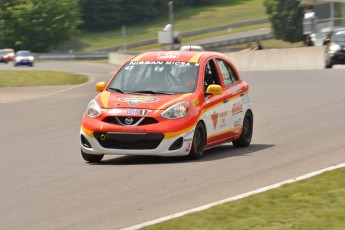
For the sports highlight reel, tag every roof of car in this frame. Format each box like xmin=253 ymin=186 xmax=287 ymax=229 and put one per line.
xmin=180 ymin=45 xmax=205 ymax=51
xmin=130 ymin=51 xmax=226 ymax=63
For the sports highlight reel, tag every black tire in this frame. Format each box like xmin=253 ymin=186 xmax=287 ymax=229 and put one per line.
xmin=325 ymin=58 xmax=333 ymax=69
xmin=188 ymin=122 xmax=206 ymax=160
xmin=81 ymin=149 xmax=104 ymax=163
xmin=232 ymin=111 xmax=253 ymax=148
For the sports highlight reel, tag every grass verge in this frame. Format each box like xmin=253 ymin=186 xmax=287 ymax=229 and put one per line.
xmin=61 ymin=0 xmax=267 ymax=51
xmin=0 ymin=70 xmax=88 ymax=87
xmin=143 ymin=167 xmax=345 ymax=230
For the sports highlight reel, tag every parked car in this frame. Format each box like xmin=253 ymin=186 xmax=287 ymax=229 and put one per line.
xmin=14 ymin=50 xmax=34 ymax=67
xmin=180 ymin=45 xmax=205 ymax=51
xmin=0 ymin=49 xmax=9 ymax=64
xmin=325 ymin=28 xmax=345 ymax=68
xmin=3 ymin=48 xmax=15 ymax=62
xmin=80 ymin=51 xmax=253 ymax=163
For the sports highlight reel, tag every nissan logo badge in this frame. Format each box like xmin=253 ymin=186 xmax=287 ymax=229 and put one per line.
xmin=125 ymin=117 xmax=134 ymax=125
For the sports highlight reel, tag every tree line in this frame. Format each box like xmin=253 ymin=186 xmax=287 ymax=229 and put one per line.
xmin=0 ymin=0 xmax=304 ymax=52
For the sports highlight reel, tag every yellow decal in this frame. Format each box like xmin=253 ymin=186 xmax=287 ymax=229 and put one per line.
xmin=154 ymin=93 xmax=191 ymax=114
xmin=191 ymin=97 xmax=200 ymax=106
xmin=131 ymin=53 xmax=146 ymax=62
xmin=81 ymin=126 xmax=94 ymax=138
xmin=101 ymin=91 xmax=110 ymax=108
xmin=188 ymin=53 xmax=204 ymax=63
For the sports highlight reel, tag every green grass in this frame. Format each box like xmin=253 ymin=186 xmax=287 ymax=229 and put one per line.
xmin=0 ymin=70 xmax=88 ymax=87
xmin=62 ymin=0 xmax=267 ymax=52
xmin=143 ymin=167 xmax=345 ymax=230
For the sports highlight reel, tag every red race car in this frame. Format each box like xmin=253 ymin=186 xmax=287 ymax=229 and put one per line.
xmin=80 ymin=51 xmax=253 ymax=162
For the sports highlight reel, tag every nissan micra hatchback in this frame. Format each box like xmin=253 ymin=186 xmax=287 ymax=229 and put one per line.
xmin=80 ymin=51 xmax=253 ymax=162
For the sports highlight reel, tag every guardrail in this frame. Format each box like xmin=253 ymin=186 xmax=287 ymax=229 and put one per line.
xmin=36 ymin=52 xmax=109 ymax=60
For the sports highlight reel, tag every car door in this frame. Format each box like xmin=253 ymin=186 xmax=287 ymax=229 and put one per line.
xmin=215 ymin=58 xmax=244 ymax=137
xmin=202 ymin=58 xmax=231 ymax=147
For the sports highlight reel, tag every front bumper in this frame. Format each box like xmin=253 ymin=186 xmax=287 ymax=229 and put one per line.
xmin=80 ymin=127 xmax=195 ymax=156
xmin=329 ymin=50 xmax=345 ymax=64
xmin=15 ymin=60 xmax=33 ymax=66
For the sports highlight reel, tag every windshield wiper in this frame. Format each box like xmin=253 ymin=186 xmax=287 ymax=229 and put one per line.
xmin=130 ymin=90 xmax=174 ymax=95
xmin=108 ymin=87 xmax=124 ymax=93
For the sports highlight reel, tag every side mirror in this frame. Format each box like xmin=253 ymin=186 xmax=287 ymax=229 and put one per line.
xmin=96 ymin=82 xmax=106 ymax=92
xmin=206 ymin=84 xmax=222 ymax=95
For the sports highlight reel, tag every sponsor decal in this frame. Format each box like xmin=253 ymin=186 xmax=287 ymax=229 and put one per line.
xmin=185 ymin=143 xmax=191 ymax=152
xmin=219 ymin=111 xmax=228 ymax=128
xmin=107 ymin=127 xmax=146 ymax=132
xmin=139 ymin=109 xmax=150 ymax=116
xmin=129 ymin=61 xmax=191 ymax=66
xmin=125 ymin=109 xmax=138 ymax=115
xmin=234 ymin=118 xmax=242 ymax=127
xmin=232 ymin=103 xmax=243 ymax=115
xmin=119 ymin=96 xmax=159 ymax=106
xmin=108 ymin=109 xmax=122 ymax=115
xmin=211 ymin=111 xmax=219 ymax=129
xmin=157 ymin=52 xmax=181 ymax=59
xmin=219 ymin=111 xmax=227 ymax=117
xmin=129 ymin=61 xmax=164 ymax=65
xmin=184 ymin=138 xmax=192 ymax=142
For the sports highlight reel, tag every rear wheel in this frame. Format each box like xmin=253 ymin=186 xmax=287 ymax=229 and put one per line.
xmin=81 ymin=149 xmax=104 ymax=163
xmin=233 ymin=111 xmax=253 ymax=148
xmin=188 ymin=122 xmax=206 ymax=160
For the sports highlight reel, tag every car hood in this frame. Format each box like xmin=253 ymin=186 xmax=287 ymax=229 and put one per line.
xmin=95 ymin=91 xmax=194 ymax=110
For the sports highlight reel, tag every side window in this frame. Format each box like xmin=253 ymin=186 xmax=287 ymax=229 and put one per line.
xmin=204 ymin=59 xmax=221 ymax=91
xmin=216 ymin=59 xmax=238 ymax=86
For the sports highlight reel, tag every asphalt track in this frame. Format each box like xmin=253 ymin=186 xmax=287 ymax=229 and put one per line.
xmin=1 ymin=62 xmax=345 ymax=230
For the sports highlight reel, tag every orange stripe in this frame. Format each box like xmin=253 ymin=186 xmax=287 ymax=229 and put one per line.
xmin=164 ymin=124 xmax=194 ymax=139
xmin=208 ymin=126 xmax=242 ymax=139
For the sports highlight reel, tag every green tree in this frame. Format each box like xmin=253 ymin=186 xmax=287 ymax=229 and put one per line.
xmin=79 ymin=0 xmax=122 ymax=30
xmin=264 ymin=0 xmax=305 ymax=43
xmin=0 ymin=0 xmax=81 ymax=52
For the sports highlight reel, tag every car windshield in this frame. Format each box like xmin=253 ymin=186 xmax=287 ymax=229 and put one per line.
xmin=3 ymin=50 xmax=13 ymax=54
xmin=333 ymin=31 xmax=345 ymax=42
xmin=108 ymin=61 xmax=200 ymax=94
xmin=17 ymin=51 xmax=32 ymax=57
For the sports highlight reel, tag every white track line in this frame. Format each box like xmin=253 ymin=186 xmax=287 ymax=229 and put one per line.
xmin=122 ymin=162 xmax=345 ymax=230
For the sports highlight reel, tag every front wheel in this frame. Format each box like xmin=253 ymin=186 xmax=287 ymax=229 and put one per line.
xmin=188 ymin=122 xmax=206 ymax=160
xmin=325 ymin=58 xmax=333 ymax=69
xmin=81 ymin=149 xmax=104 ymax=163
xmin=233 ymin=111 xmax=253 ymax=148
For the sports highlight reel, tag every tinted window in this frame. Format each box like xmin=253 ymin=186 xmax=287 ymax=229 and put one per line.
xmin=333 ymin=31 xmax=345 ymax=42
xmin=216 ymin=59 xmax=238 ymax=86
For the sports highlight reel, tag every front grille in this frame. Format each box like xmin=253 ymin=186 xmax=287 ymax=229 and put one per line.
xmin=94 ymin=132 xmax=164 ymax=149
xmin=103 ymin=116 xmax=158 ymax=126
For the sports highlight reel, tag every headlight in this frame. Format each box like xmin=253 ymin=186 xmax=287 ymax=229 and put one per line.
xmin=329 ymin=44 xmax=341 ymax=53
xmin=28 ymin=56 xmax=34 ymax=61
xmin=161 ymin=101 xmax=189 ymax=119
xmin=85 ymin=99 xmax=101 ymax=117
